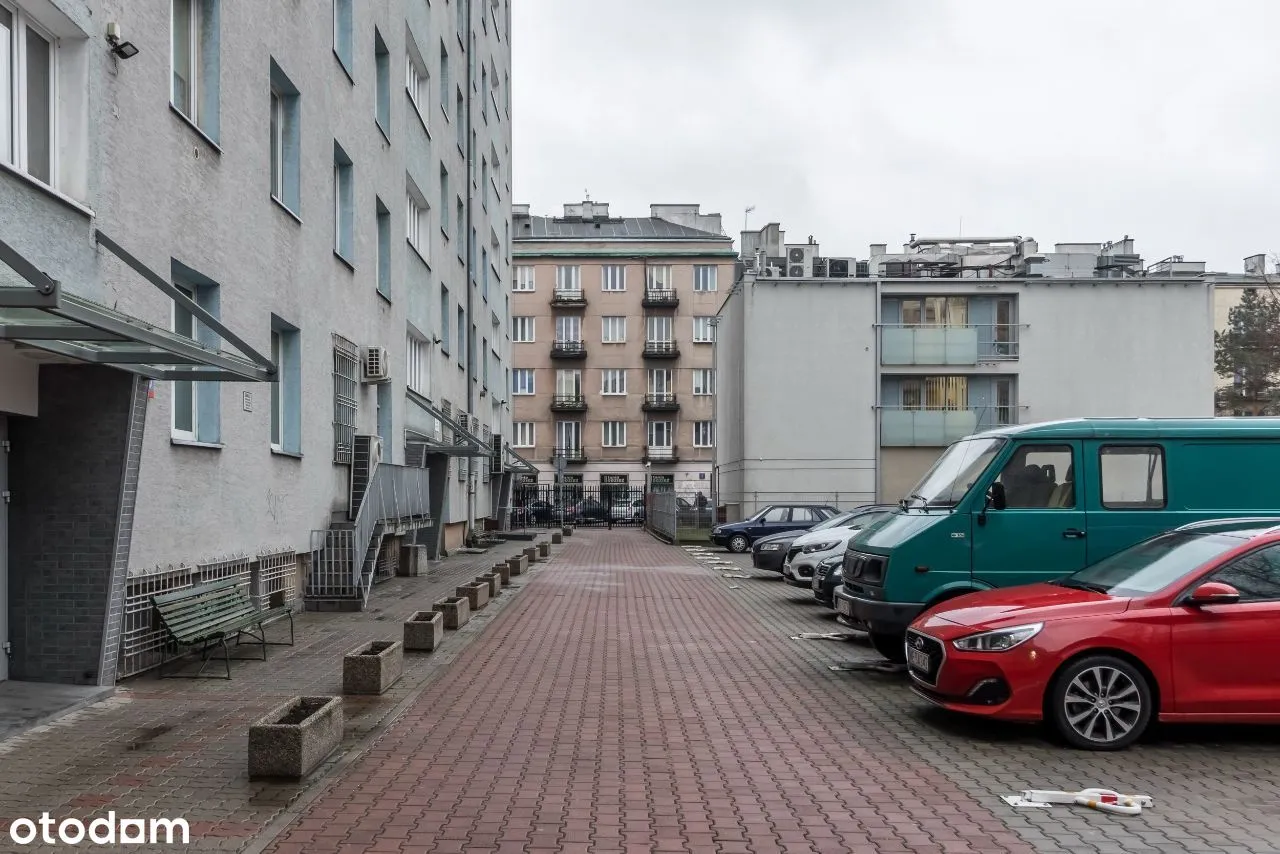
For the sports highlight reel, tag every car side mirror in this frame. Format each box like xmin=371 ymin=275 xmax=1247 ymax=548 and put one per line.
xmin=1187 ymin=581 xmax=1240 ymax=606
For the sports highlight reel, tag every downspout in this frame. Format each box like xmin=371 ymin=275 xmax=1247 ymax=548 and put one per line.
xmin=463 ymin=0 xmax=475 ymax=538
xmin=873 ymin=276 xmax=883 ymax=503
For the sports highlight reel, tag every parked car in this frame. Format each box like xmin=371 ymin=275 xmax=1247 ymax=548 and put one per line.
xmin=611 ymin=497 xmax=645 ymax=523
xmin=905 ymin=517 xmax=1280 ymax=750
xmin=569 ymin=497 xmax=610 ymax=523
xmin=812 ymin=554 xmax=845 ymax=606
xmin=511 ymin=500 xmax=565 ymax=527
xmin=711 ymin=504 xmax=840 ymax=553
xmin=753 ymin=506 xmax=891 ymax=574
xmin=782 ymin=505 xmax=896 ymax=587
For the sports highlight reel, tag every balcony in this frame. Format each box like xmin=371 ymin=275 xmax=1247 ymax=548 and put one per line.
xmin=550 ymin=394 xmax=587 ymax=412
xmin=551 ymin=447 xmax=586 ymax=463
xmin=551 ymin=288 xmax=587 ymax=308
xmin=642 ymin=289 xmax=680 ymax=308
xmin=644 ymin=445 xmax=678 ymax=463
xmin=642 ymin=393 xmax=680 ymax=411
xmin=643 ymin=340 xmax=680 ymax=359
xmin=880 ymin=407 xmax=1017 ymax=447
xmin=550 ymin=340 xmax=587 ymax=359
xmin=880 ymin=324 xmax=1020 ymax=366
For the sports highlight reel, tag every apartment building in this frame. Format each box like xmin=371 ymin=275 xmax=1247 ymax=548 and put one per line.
xmin=716 ymin=226 xmax=1252 ymax=519
xmin=509 ymin=201 xmax=736 ymax=499
xmin=0 ymin=0 xmax=515 ymax=688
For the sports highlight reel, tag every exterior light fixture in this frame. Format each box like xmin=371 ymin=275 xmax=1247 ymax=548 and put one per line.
xmin=106 ymin=23 xmax=139 ymax=59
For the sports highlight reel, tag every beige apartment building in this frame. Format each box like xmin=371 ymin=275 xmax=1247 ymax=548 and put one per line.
xmin=509 ymin=201 xmax=736 ymax=498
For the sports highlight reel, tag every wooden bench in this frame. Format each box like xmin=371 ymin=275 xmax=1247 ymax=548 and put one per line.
xmin=152 ymin=579 xmax=295 ymax=679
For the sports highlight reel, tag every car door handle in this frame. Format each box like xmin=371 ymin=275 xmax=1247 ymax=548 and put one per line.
xmin=1062 ymin=529 xmax=1086 ymax=539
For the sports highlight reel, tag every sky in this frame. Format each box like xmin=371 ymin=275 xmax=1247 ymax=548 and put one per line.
xmin=511 ymin=0 xmax=1280 ymax=274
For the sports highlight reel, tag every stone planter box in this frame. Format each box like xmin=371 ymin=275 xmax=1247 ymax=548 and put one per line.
xmin=562 ymin=526 xmax=573 ymax=537
xmin=495 ymin=562 xmax=512 ymax=585
xmin=397 ymin=544 xmax=428 ymax=577
xmin=248 ymin=696 xmax=343 ymax=780
xmin=433 ymin=596 xmax=470 ymax=629
xmin=551 ymin=531 xmax=563 ymax=544
xmin=457 ymin=581 xmax=489 ymax=611
xmin=538 ymin=541 xmax=551 ymax=558
xmin=507 ymin=554 xmax=528 ymax=577
xmin=480 ymin=572 xmax=501 ymax=599
xmin=343 ymin=640 xmax=404 ymax=695
xmin=523 ymin=546 xmax=538 ymax=564
xmin=403 ymin=610 xmax=444 ymax=652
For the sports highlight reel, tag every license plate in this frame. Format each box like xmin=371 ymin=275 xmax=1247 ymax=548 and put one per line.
xmin=811 ymin=576 xmax=820 ymax=591
xmin=836 ymin=598 xmax=852 ymax=617
xmin=907 ymin=647 xmax=931 ymax=672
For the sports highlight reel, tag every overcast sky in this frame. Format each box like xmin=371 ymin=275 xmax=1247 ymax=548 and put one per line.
xmin=511 ymin=1 xmax=1280 ymax=273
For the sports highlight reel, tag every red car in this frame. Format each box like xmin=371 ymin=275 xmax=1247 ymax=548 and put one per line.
xmin=905 ymin=518 xmax=1280 ymax=750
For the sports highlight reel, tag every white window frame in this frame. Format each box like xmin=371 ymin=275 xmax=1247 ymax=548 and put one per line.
xmin=601 ymin=265 xmax=626 ymax=292
xmin=601 ymin=316 xmax=626 ymax=343
xmin=407 ymin=331 xmax=428 ymax=394
xmin=269 ymin=87 xmax=284 ymax=202
xmin=2 ymin=4 xmax=57 ymax=183
xmin=555 ymin=420 xmax=582 ymax=452
xmin=512 ymin=316 xmax=534 ymax=343
xmin=693 ymin=316 xmax=715 ymax=343
xmin=693 ymin=421 xmax=715 ymax=448
xmin=406 ymin=188 xmax=429 ymax=259
xmin=270 ymin=328 xmax=284 ymax=450
xmin=512 ymin=421 xmax=535 ymax=448
xmin=555 ymin=265 xmax=581 ymax=293
xmin=511 ymin=368 xmax=535 ymax=395
xmin=601 ymin=369 xmax=626 ymax=396
xmin=555 ymin=315 xmax=581 ymax=343
xmin=693 ymin=369 xmax=715 ymax=396
xmin=405 ymin=50 xmax=427 ymax=123
xmin=170 ymin=0 xmax=201 ymax=125
xmin=647 ymin=369 xmax=671 ymax=396
xmin=646 ymin=315 xmax=673 ymax=344
xmin=646 ymin=265 xmax=672 ymax=290
xmin=555 ymin=369 xmax=582 ymax=396
xmin=647 ymin=420 xmax=673 ymax=449
xmin=694 ymin=265 xmax=718 ymax=292
xmin=513 ymin=265 xmax=535 ymax=291
xmin=602 ymin=421 xmax=627 ymax=448
xmin=171 ymin=284 xmax=199 ymax=441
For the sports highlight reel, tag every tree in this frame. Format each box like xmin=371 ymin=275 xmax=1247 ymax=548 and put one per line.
xmin=1214 ymin=287 xmax=1280 ymax=415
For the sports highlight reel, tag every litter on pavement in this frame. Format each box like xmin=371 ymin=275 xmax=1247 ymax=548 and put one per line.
xmin=1002 ymin=789 xmax=1154 ymax=816
xmin=791 ymin=632 xmax=856 ymax=641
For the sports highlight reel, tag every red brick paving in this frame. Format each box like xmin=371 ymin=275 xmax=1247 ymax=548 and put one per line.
xmin=260 ymin=531 xmax=1032 ymax=854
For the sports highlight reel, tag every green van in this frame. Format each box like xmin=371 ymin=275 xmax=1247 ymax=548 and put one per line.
xmin=834 ymin=417 xmax=1280 ymax=661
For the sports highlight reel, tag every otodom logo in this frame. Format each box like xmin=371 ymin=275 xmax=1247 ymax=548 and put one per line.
xmin=8 ymin=813 xmax=190 ymax=846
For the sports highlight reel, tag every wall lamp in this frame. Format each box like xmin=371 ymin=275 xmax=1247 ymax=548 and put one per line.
xmin=106 ymin=23 xmax=139 ymax=59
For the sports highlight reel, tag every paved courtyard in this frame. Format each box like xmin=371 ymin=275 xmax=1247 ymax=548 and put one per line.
xmin=1 ymin=530 xmax=1279 ymax=853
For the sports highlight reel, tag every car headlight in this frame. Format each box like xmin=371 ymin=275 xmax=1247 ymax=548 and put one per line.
xmin=760 ymin=543 xmax=782 ymax=551
xmin=952 ymin=623 xmax=1043 ymax=652
xmin=801 ymin=541 xmax=839 ymax=554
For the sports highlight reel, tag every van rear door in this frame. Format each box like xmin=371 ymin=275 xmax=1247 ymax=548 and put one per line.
xmin=1081 ymin=441 xmax=1169 ymax=564
xmin=971 ymin=440 xmax=1088 ymax=588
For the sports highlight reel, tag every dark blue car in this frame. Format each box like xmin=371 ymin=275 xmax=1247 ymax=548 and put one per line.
xmin=710 ymin=504 xmax=840 ymax=553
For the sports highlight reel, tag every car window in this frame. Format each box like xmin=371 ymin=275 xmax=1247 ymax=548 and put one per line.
xmin=1209 ymin=544 xmax=1280 ymax=602
xmin=848 ymin=510 xmax=890 ymax=529
xmin=1060 ymin=531 xmax=1244 ymax=596
xmin=761 ymin=507 xmax=788 ymax=523
xmin=812 ymin=511 xmax=857 ymax=531
xmin=791 ymin=507 xmax=819 ymax=523
xmin=995 ymin=444 xmax=1075 ymax=509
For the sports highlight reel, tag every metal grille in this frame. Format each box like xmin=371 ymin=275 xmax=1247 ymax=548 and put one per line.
xmin=333 ymin=336 xmax=359 ymax=464
xmin=374 ymin=538 xmax=399 ymax=581
xmin=253 ymin=548 xmax=299 ymax=610
xmin=309 ymin=529 xmax=357 ymax=598
xmin=117 ymin=554 xmax=252 ymax=678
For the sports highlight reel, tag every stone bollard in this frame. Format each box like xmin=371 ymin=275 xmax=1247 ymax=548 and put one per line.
xmin=343 ymin=641 xmax=404 ymax=695
xmin=562 ymin=526 xmax=573 ymax=537
xmin=403 ymin=610 xmax=444 ymax=652
xmin=495 ymin=561 xmax=512 ymax=585
xmin=507 ymin=554 xmax=527 ymax=577
xmin=523 ymin=546 xmax=538 ymax=564
xmin=551 ymin=531 xmax=563 ymax=545
xmin=480 ymin=572 xmax=501 ymax=599
xmin=248 ymin=696 xmax=343 ymax=780
xmin=538 ymin=541 xmax=551 ymax=558
xmin=433 ymin=596 xmax=470 ymax=629
xmin=457 ymin=581 xmax=489 ymax=611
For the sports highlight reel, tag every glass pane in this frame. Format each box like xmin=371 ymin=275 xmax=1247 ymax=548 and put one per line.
xmin=0 ymin=8 xmax=12 ymax=164
xmin=270 ymin=331 xmax=281 ymax=444
xmin=171 ymin=0 xmax=193 ymax=114
xmin=173 ymin=380 xmax=194 ymax=432
xmin=25 ymin=26 xmax=51 ymax=183
xmin=269 ymin=92 xmax=280 ymax=197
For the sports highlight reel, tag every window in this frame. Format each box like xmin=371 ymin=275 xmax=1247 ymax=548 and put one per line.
xmin=171 ymin=283 xmax=198 ymax=440
xmin=601 ymin=265 xmax=626 ymax=292
xmin=172 ymin=0 xmax=220 ymax=139
xmin=170 ymin=269 xmax=221 ymax=445
xmin=693 ymin=421 xmax=715 ymax=447
xmin=407 ymin=331 xmax=427 ymax=394
xmin=647 ymin=369 xmax=671 ymax=396
xmin=555 ymin=265 xmax=581 ymax=293
xmin=514 ymin=266 xmax=535 ymax=291
xmin=646 ymin=265 xmax=672 ymax=290
xmin=333 ymin=142 xmax=354 ymax=263
xmin=439 ymin=287 xmax=451 ymax=353
xmin=512 ymin=368 xmax=534 ymax=395
xmin=646 ymin=315 xmax=673 ymax=343
xmin=439 ymin=165 xmax=450 ymax=234
xmin=405 ymin=44 xmax=427 ymax=122
xmin=693 ymin=317 xmax=715 ymax=343
xmin=481 ymin=66 xmax=488 ymax=122
xmin=456 ymin=197 xmax=465 ymax=247
xmin=761 ymin=507 xmax=788 ymax=523
xmin=601 ymin=316 xmax=626 ymax=343
xmin=455 ymin=89 xmax=464 ymax=148
xmin=457 ymin=308 xmax=466 ymax=369
xmin=482 ymin=337 xmax=489 ymax=387
xmin=270 ymin=319 xmax=301 ymax=454
xmin=556 ymin=421 xmax=582 ymax=452
xmin=555 ymin=369 xmax=582 ymax=397
xmin=1099 ymin=445 xmax=1166 ymax=510
xmin=601 ymin=369 xmax=626 ymax=395
xmin=376 ymin=383 xmax=392 ymax=449
xmin=439 ymin=42 xmax=449 ymax=116
xmin=902 ymin=296 xmax=968 ymax=327
xmin=694 ymin=265 xmax=718 ymax=292
xmin=602 ymin=422 xmax=627 ymax=448
xmin=456 ymin=0 xmax=466 ymax=36
xmin=512 ymin=316 xmax=534 ymax=342
xmin=481 ymin=158 xmax=488 ymax=208
xmin=268 ymin=61 xmax=301 ymax=214
xmin=331 ymin=0 xmax=354 ymax=73
xmin=1212 ymin=545 xmax=1280 ymax=602
xmin=647 ymin=421 xmax=672 ymax=448
xmin=692 ymin=369 xmax=715 ymax=396
xmin=555 ymin=315 xmax=581 ymax=343
xmin=512 ymin=422 xmax=535 ymax=448
xmin=792 ymin=507 xmax=820 ymax=523
xmin=993 ymin=444 xmax=1075 ymax=509
xmin=482 ymin=247 xmax=489 ymax=300
xmin=373 ymin=29 xmax=390 ymax=134
xmin=375 ymin=198 xmax=391 ymax=298
xmin=407 ymin=178 xmax=428 ymax=259
xmin=900 ymin=376 xmax=968 ymax=410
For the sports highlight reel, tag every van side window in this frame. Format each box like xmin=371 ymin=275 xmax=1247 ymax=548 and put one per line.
xmin=1099 ymin=445 xmax=1166 ymax=509
xmin=1209 ymin=545 xmax=1280 ymax=602
xmin=994 ymin=444 xmax=1075 ymax=508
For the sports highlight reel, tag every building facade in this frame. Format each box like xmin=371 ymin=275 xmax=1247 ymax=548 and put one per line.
xmin=716 ymin=226 xmax=1243 ymax=520
xmin=0 ymin=0 xmax=516 ymax=686
xmin=509 ymin=201 xmax=735 ymax=502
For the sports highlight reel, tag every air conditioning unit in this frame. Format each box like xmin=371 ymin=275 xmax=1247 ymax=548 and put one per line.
xmin=784 ymin=244 xmax=818 ymax=277
xmin=828 ymin=258 xmax=850 ymax=278
xmin=811 ymin=258 xmax=828 ymax=277
xmin=360 ymin=346 xmax=391 ymax=383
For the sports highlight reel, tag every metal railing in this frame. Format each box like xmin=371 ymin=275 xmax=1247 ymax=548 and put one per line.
xmin=642 ymin=289 xmax=679 ymax=307
xmin=643 ymin=340 xmax=679 ymax=357
xmin=643 ymin=392 xmax=679 ymax=410
xmin=879 ymin=404 xmax=1019 ymax=446
xmin=550 ymin=394 xmax=587 ymax=410
xmin=645 ymin=445 xmax=677 ymax=461
xmin=551 ymin=340 xmax=587 ymax=358
xmin=551 ymin=288 xmax=587 ymax=305
xmin=879 ymin=323 xmax=1021 ymax=365
xmin=308 ymin=463 xmax=431 ymax=605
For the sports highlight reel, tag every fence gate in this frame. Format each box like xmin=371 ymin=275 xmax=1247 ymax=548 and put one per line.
xmin=507 ymin=483 xmax=648 ymax=528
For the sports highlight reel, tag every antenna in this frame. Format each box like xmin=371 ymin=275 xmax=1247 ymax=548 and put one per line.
xmin=584 ymin=189 xmax=590 ymax=201
xmin=744 ymin=205 xmax=756 ymax=232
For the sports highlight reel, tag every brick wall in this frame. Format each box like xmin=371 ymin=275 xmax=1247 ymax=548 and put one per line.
xmin=7 ymin=366 xmax=137 ymax=684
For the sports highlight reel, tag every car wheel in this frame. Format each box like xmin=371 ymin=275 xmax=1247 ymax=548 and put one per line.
xmin=869 ymin=632 xmax=906 ymax=663
xmin=728 ymin=534 xmax=750 ymax=553
xmin=1048 ymin=655 xmax=1152 ymax=751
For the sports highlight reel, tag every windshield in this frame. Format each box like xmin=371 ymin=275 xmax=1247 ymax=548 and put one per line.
xmin=906 ymin=437 xmax=1006 ymax=508
xmin=811 ymin=511 xmax=858 ymax=531
xmin=1055 ymin=531 xmax=1244 ymax=596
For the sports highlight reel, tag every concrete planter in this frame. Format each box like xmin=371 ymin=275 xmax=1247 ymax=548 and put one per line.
xmin=551 ymin=531 xmax=563 ymax=544
xmin=343 ymin=640 xmax=404 ymax=695
xmin=403 ymin=610 xmax=444 ymax=652
xmin=562 ymin=526 xmax=573 ymax=537
xmin=480 ymin=572 xmax=501 ymax=599
xmin=457 ymin=581 xmax=489 ymax=611
xmin=433 ymin=596 xmax=470 ymax=629
xmin=495 ymin=562 xmax=512 ymax=585
xmin=538 ymin=541 xmax=551 ymax=557
xmin=248 ymin=696 xmax=343 ymax=780
xmin=397 ymin=544 xmax=428 ymax=577
xmin=523 ymin=546 xmax=538 ymax=564
xmin=507 ymin=554 xmax=528 ymax=577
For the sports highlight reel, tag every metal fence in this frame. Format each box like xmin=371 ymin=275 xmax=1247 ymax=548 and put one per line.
xmin=502 ymin=483 xmax=649 ymax=529
xmin=644 ymin=490 xmax=716 ymax=544
xmin=714 ymin=491 xmax=880 ymax=526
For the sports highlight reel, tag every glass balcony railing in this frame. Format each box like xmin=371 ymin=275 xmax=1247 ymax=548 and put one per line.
xmin=880 ymin=324 xmax=1019 ymax=365
xmin=880 ymin=407 xmax=1015 ymax=446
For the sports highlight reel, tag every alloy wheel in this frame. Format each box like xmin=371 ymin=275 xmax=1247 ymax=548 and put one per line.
xmin=1050 ymin=655 xmax=1152 ymax=750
